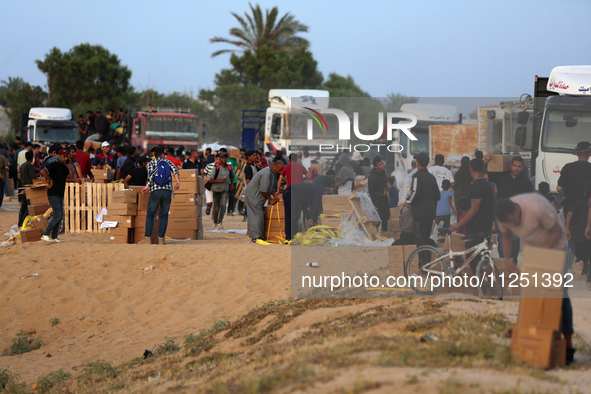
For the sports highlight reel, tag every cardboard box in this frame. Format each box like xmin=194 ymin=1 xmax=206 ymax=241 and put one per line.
xmin=29 ymin=203 xmax=50 ymax=216
xmin=109 ymin=227 xmax=133 ymax=244
xmin=310 ymin=163 xmax=323 ymax=175
xmin=520 ymin=247 xmax=566 ymax=292
xmin=29 ymin=215 xmax=48 ymax=232
xmin=178 ymin=169 xmax=200 ymax=182
xmin=103 ymin=215 xmax=135 ymax=228
xmin=169 ymin=205 xmax=201 ymax=219
xmin=107 ymin=202 xmax=137 ymax=216
xmin=25 ymin=185 xmax=47 ymax=200
xmin=27 ymin=195 xmax=49 ymax=206
xmin=172 ymin=193 xmax=199 ymax=206
xmin=129 ymin=186 xmax=150 ymax=210
xmin=228 ymin=148 xmax=241 ymax=159
xmin=176 ymin=178 xmax=205 ymax=194
xmin=390 ymin=206 xmax=401 ymax=218
xmin=319 ymin=217 xmax=342 ymax=228
xmin=93 ymin=170 xmax=114 ymax=181
xmin=20 ymin=228 xmax=42 ymax=243
xmin=166 ymin=229 xmax=198 ymax=240
xmin=387 ymin=219 xmax=400 ymax=233
xmin=167 ymin=217 xmax=199 ymax=230
xmin=83 ymin=140 xmax=102 ymax=152
xmin=388 ymin=246 xmax=405 ymax=276
xmin=510 ymin=324 xmax=563 ymax=369
xmin=517 ymin=297 xmax=563 ymax=332
xmin=487 ymin=154 xmax=517 ymax=172
xmin=109 ymin=190 xmax=138 ymax=204
xmin=32 ymin=178 xmax=48 ymax=185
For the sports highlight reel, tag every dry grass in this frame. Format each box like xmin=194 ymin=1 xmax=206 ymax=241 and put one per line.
xmin=14 ymin=298 xmax=590 ymax=392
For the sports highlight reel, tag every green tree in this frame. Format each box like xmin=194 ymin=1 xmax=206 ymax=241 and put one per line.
xmin=322 ymin=73 xmax=370 ymax=98
xmin=210 ymin=3 xmax=309 ymax=57
xmin=3 ymin=82 xmax=47 ymax=133
xmin=0 ymin=77 xmax=25 ymax=105
xmin=36 ymin=43 xmax=131 ymax=108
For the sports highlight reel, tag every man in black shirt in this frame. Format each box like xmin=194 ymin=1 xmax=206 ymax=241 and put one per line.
xmin=313 ymin=170 xmax=336 ymax=194
xmin=406 ymin=152 xmax=440 ymax=262
xmin=123 ymin=156 xmax=148 ymax=188
xmin=486 ymin=154 xmax=533 ymax=265
xmin=557 ymin=141 xmax=591 ymax=214
xmin=40 ymin=148 xmax=80 ymax=242
xmin=119 ymin=146 xmax=136 ymax=181
xmin=450 ymin=158 xmax=494 ymax=272
xmin=368 ymin=156 xmax=389 ymax=231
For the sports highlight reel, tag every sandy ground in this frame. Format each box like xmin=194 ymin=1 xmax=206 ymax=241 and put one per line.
xmin=0 ymin=198 xmax=590 ymax=390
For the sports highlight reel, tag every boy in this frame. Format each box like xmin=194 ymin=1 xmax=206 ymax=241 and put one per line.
xmin=435 ymin=179 xmax=455 ymax=227
xmin=538 ymin=181 xmax=558 ymax=211
xmin=566 ymin=183 xmax=591 ymax=289
xmin=387 ymin=176 xmax=399 ymax=208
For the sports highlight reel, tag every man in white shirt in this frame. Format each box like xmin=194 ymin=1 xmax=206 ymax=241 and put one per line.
xmin=300 ymin=148 xmax=313 ymax=171
xmin=428 ymin=154 xmax=455 ymax=191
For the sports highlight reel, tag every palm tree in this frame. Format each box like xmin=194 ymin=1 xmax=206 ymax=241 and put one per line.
xmin=210 ymin=3 xmax=309 ymax=57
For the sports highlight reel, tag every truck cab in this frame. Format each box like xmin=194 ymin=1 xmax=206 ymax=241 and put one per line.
xmin=26 ymin=107 xmax=79 ymax=144
xmin=263 ymin=89 xmax=337 ymax=155
xmin=534 ymin=66 xmax=591 ymax=192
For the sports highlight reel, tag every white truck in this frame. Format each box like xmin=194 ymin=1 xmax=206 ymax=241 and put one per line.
xmin=525 ymin=66 xmax=591 ymax=192
xmin=262 ymin=89 xmax=339 ymax=155
xmin=26 ymin=107 xmax=80 ymax=144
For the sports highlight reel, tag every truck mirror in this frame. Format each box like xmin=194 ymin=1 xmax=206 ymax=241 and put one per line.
xmin=517 ymin=111 xmax=528 ymax=125
xmin=515 ymin=126 xmax=527 ymax=147
xmin=486 ymin=110 xmax=496 ymax=120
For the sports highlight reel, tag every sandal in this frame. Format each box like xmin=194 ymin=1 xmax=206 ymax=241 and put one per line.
xmin=573 ymin=261 xmax=584 ymax=281
xmin=587 ymin=282 xmax=591 ymax=291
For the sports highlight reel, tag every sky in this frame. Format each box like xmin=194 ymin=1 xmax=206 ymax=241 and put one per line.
xmin=2 ymin=0 xmax=590 ymax=106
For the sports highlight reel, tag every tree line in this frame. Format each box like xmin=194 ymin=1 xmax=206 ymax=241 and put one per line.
xmin=0 ymin=3 xmax=417 ymax=146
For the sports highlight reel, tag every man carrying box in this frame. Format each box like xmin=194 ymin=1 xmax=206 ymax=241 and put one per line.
xmin=139 ymin=147 xmax=180 ymax=245
xmin=40 ymin=148 xmax=82 ymax=243
xmin=495 ymin=193 xmax=575 ymax=364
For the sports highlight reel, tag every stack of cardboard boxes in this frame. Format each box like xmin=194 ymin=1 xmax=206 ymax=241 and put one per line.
xmin=105 ymin=170 xmax=204 ymax=244
xmin=105 ymin=189 xmax=138 ymax=244
xmin=25 ymin=184 xmax=50 ymax=216
xmin=168 ymin=169 xmax=205 ymax=240
xmin=19 ymin=184 xmax=52 ymax=243
xmin=93 ymin=169 xmax=114 ymax=183
xmin=384 ymin=206 xmax=401 ymax=238
xmin=510 ymin=246 xmax=566 ymax=369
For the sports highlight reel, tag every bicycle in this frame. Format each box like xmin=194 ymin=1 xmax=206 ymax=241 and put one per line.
xmin=404 ymin=229 xmax=503 ymax=299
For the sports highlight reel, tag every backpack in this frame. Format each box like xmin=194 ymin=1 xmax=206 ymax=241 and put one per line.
xmin=150 ymin=159 xmax=172 ymax=186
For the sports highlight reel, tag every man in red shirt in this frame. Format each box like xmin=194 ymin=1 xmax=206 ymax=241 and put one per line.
xmin=276 ymin=153 xmax=307 ymax=194
xmin=165 ymin=147 xmax=182 ymax=168
xmin=75 ymin=140 xmax=94 ymax=180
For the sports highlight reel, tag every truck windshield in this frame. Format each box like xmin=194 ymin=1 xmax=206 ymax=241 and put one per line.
xmin=144 ymin=116 xmax=199 ymax=140
xmin=400 ymin=129 xmax=429 ymax=157
xmin=288 ymin=113 xmax=340 ymax=139
xmin=34 ymin=126 xmax=77 ymax=144
xmin=541 ymin=109 xmax=591 ymax=153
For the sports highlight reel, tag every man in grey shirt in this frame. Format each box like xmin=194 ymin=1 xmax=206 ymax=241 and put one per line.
xmin=209 ymin=152 xmax=235 ymax=230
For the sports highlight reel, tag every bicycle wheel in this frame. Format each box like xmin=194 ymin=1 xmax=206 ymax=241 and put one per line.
xmin=405 ymin=245 xmax=447 ymax=294
xmin=475 ymin=257 xmax=503 ymax=299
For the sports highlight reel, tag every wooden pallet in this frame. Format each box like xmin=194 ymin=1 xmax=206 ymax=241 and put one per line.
xmin=235 ymin=159 xmax=246 ymax=202
xmin=64 ymin=182 xmax=123 ymax=233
